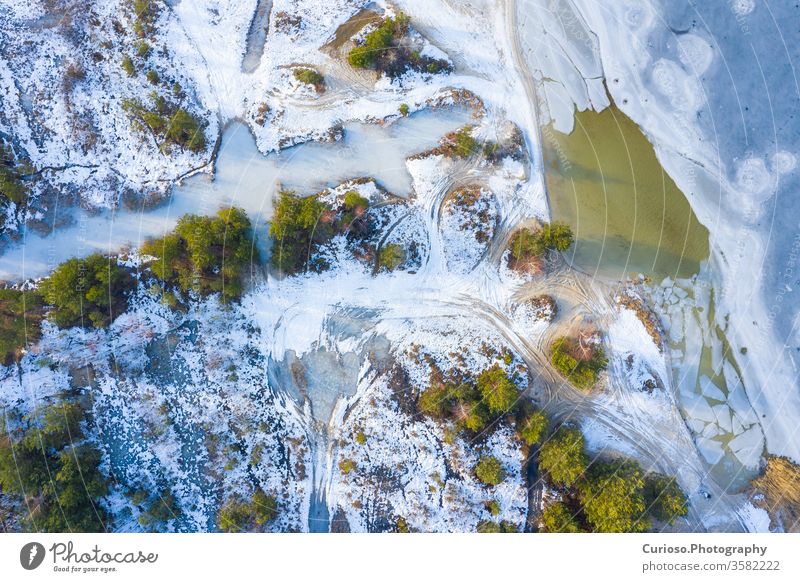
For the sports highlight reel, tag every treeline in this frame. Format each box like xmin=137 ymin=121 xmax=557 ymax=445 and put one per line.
xmin=0 ymin=398 xmax=109 ymax=532
xmin=0 ymin=207 xmax=256 ymax=363
xmin=538 ymin=426 xmax=688 ymax=532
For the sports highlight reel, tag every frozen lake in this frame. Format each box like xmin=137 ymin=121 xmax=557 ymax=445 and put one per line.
xmin=0 ymin=107 xmax=471 ymax=280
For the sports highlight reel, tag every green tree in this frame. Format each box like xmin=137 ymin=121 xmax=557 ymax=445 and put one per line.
xmin=475 ymin=455 xmax=505 ymax=486
xmin=550 ymin=336 xmax=607 ymax=391
xmin=417 ymin=381 xmax=449 ymax=418
xmin=538 ymin=426 xmax=587 ymax=487
xmin=538 ymin=221 xmax=574 ymax=251
xmin=0 ymin=289 xmax=43 ymax=363
xmin=39 ymin=253 xmax=133 ymax=328
xmin=0 ymin=400 xmax=108 ymax=532
xmin=348 ymin=17 xmax=398 ymax=69
xmin=518 ymin=410 xmax=548 ymax=446
xmin=217 ymin=487 xmax=277 ymax=532
xmin=1 ymin=142 xmax=30 ymax=204
xmin=644 ymin=474 xmax=688 ymax=524
xmin=378 ymin=243 xmax=405 ymax=272
xmin=269 ymin=190 xmax=329 ymax=273
xmin=579 ymin=459 xmax=649 ymax=533
xmin=541 ymin=501 xmax=581 ymax=532
xmin=476 ymin=364 xmax=518 ymax=414
xmin=142 ymin=207 xmax=256 ymax=302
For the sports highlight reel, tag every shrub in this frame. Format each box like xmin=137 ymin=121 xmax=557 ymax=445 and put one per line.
xmin=122 ymin=97 xmax=207 ymax=153
xmin=343 ymin=190 xmax=369 ymax=211
xmin=508 ymin=221 xmax=574 ymax=265
xmin=121 ymin=55 xmax=136 ymax=76
xmin=0 ymin=399 xmax=108 ymax=532
xmin=550 ymin=336 xmax=607 ymax=391
xmin=399 ymin=103 xmax=409 ymax=116
xmin=135 ymin=40 xmax=151 ymax=58
xmin=145 ymin=69 xmax=159 ymax=84
xmin=141 ymin=207 xmax=256 ymax=302
xmin=485 ymin=499 xmax=501 ymax=516
xmin=476 ymin=364 xmax=519 ymax=414
xmin=269 ymin=190 xmax=330 ymax=273
xmin=539 ymin=221 xmax=574 ymax=251
xmin=339 ymin=458 xmax=357 ymax=474
xmin=136 ymin=490 xmax=181 ymax=530
xmin=538 ymin=426 xmax=587 ymax=486
xmin=452 ymin=127 xmax=478 ymax=158
xmin=541 ymin=502 xmax=581 ymax=532
xmin=348 ymin=17 xmax=398 ymax=69
xmin=518 ymin=410 xmax=548 ymax=445
xmin=217 ymin=488 xmax=277 ymax=532
xmin=39 ymin=253 xmax=134 ymax=328
xmin=477 ymin=520 xmax=516 ymax=533
xmin=475 ymin=455 xmax=505 ymax=486
xmin=0 ymin=289 xmax=44 ymax=364
xmin=293 ymin=67 xmax=324 ymax=89
xmin=644 ymin=474 xmax=688 ymax=524
xmin=378 ymin=243 xmax=405 ymax=272
xmin=578 ymin=459 xmax=649 ymax=533
xmin=0 ymin=142 xmax=29 ymax=205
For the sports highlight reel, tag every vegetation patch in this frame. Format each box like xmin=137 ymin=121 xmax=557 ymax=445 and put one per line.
xmin=1 ymin=141 xmax=32 ymax=207
xmin=507 ymin=221 xmax=573 ymax=273
xmin=122 ymin=93 xmax=207 ymax=154
xmin=537 ymin=425 xmax=688 ymax=532
xmin=141 ymin=207 xmax=256 ymax=303
xmin=270 ymin=187 xmax=386 ymax=275
xmin=347 ymin=13 xmax=450 ymax=78
xmin=528 ymin=294 xmax=557 ymax=321
xmin=217 ymin=488 xmax=278 ymax=532
xmin=292 ymin=67 xmax=325 ymax=92
xmin=0 ymin=289 xmax=44 ymax=364
xmin=550 ymin=334 xmax=607 ymax=391
xmin=0 ymin=398 xmax=109 ymax=532
xmin=475 ymin=455 xmax=505 ymax=486
xmin=39 ymin=253 xmax=134 ymax=329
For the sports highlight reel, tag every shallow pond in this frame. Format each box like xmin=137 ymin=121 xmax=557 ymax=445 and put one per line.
xmin=543 ymin=105 xmax=709 ymax=281
xmin=0 ymin=107 xmax=471 ymax=280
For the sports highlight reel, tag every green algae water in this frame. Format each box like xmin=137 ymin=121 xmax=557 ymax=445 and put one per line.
xmin=543 ymin=105 xmax=709 ymax=281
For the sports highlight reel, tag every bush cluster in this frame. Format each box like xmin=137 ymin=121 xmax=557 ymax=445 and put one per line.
xmin=348 ymin=13 xmax=449 ymax=78
xmin=0 ymin=399 xmax=109 ymax=532
xmin=141 ymin=207 xmax=256 ymax=303
xmin=508 ymin=221 xmax=573 ymax=264
xmin=217 ymin=488 xmax=278 ymax=532
xmin=122 ymin=93 xmax=207 ymax=153
xmin=293 ymin=67 xmax=325 ymax=91
xmin=39 ymin=253 xmax=134 ymax=329
xmin=269 ymin=189 xmax=377 ymax=274
xmin=417 ymin=363 xmax=529 ymax=437
xmin=0 ymin=289 xmax=44 ymax=364
xmin=0 ymin=142 xmax=29 ymax=205
xmin=550 ymin=336 xmax=607 ymax=391
xmin=537 ymin=426 xmax=688 ymax=532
